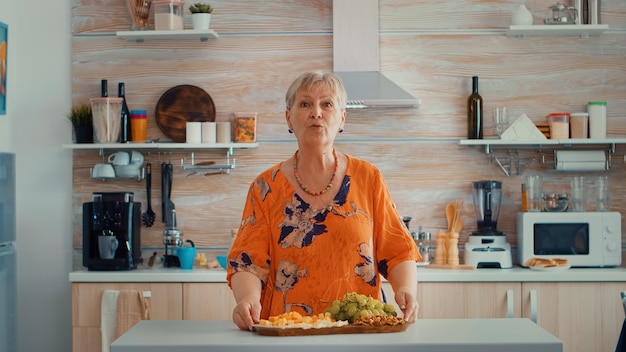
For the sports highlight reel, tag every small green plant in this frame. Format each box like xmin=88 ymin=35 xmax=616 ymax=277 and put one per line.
xmin=67 ymin=103 xmax=93 ymax=127
xmin=189 ymin=3 xmax=213 ymax=13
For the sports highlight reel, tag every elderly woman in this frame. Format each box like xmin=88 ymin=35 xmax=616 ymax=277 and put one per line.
xmin=226 ymin=71 xmax=420 ymax=331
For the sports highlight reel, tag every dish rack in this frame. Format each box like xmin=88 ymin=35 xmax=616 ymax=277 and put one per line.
xmin=180 ymin=151 xmax=235 ymax=176
xmin=491 ymin=150 xmax=535 ymax=176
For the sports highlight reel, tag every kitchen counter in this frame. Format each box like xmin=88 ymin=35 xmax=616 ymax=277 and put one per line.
xmin=110 ymin=318 xmax=562 ymax=352
xmin=69 ymin=266 xmax=626 ymax=283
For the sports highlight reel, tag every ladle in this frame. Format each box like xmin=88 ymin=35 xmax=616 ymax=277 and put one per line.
xmin=142 ymin=163 xmax=155 ymax=227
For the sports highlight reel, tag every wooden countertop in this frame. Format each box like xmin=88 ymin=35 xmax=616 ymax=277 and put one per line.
xmin=69 ymin=266 xmax=626 ymax=283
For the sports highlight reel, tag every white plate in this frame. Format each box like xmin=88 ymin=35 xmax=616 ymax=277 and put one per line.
xmin=529 ymin=264 xmax=571 ymax=272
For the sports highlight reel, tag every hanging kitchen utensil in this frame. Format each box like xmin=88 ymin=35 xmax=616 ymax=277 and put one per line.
xmin=167 ymin=162 xmax=176 ymax=227
xmin=161 ymin=162 xmax=169 ymax=223
xmin=142 ymin=162 xmax=155 ymax=227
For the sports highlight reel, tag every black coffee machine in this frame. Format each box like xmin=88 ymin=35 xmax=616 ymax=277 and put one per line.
xmin=83 ymin=192 xmax=142 ymax=271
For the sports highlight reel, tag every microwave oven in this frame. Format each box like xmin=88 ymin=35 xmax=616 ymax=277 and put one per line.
xmin=516 ymin=212 xmax=622 ymax=267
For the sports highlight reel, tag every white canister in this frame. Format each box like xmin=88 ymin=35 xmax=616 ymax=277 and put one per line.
xmin=216 ymin=122 xmax=231 ymax=143
xmin=201 ymin=122 xmax=217 ymax=144
xmin=186 ymin=122 xmax=202 ymax=144
xmin=588 ymin=101 xmax=607 ymax=139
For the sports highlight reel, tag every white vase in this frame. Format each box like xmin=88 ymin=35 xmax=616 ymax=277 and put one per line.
xmin=192 ymin=13 xmax=211 ymax=30
xmin=511 ymin=5 xmax=533 ymax=26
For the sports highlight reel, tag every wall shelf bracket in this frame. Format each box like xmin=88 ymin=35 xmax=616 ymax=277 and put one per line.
xmin=180 ymin=151 xmax=235 ymax=175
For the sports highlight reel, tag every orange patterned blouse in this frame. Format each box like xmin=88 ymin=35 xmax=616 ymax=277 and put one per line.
xmin=226 ymin=154 xmax=419 ymax=319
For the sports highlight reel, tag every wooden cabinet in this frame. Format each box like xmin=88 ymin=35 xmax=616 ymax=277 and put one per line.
xmin=413 ymin=281 xmax=626 ymax=352
xmin=73 ymin=280 xmax=626 ymax=352
xmin=386 ymin=281 xmax=522 ymax=320
xmin=416 ymin=282 xmax=521 ymax=319
xmin=522 ymin=282 xmax=626 ymax=352
xmin=182 ymin=283 xmax=237 ymax=320
xmin=72 ymin=283 xmax=183 ymax=352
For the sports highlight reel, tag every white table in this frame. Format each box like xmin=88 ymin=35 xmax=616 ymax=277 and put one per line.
xmin=111 ymin=318 xmax=562 ymax=352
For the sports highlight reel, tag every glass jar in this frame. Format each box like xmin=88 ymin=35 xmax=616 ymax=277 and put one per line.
xmin=543 ymin=193 xmax=569 ymax=212
xmin=153 ymin=0 xmax=184 ymax=30
xmin=414 ymin=229 xmax=435 ymax=266
xmin=547 ymin=112 xmax=570 ymax=140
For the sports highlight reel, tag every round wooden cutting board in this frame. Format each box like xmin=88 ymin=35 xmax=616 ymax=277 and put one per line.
xmin=155 ymin=85 xmax=216 ymax=142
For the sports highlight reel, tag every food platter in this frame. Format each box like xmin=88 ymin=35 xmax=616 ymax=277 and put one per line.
xmin=529 ymin=264 xmax=571 ymax=271
xmin=252 ymin=323 xmax=409 ymax=336
xmin=155 ymin=85 xmax=216 ymax=142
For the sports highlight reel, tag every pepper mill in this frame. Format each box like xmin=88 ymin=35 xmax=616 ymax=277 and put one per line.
xmin=435 ymin=231 xmax=447 ymax=265
xmin=447 ymin=232 xmax=460 ymax=266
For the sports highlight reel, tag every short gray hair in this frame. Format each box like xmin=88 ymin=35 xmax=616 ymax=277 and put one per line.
xmin=285 ymin=71 xmax=347 ymax=111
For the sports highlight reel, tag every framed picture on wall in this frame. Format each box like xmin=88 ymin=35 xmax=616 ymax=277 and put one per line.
xmin=0 ymin=22 xmax=7 ymax=115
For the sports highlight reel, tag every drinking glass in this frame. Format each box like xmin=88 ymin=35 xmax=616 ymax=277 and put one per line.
xmin=525 ymin=175 xmax=543 ymax=212
xmin=570 ymin=176 xmax=587 ymax=212
xmin=595 ymin=176 xmax=610 ymax=211
xmin=493 ymin=107 xmax=508 ymax=137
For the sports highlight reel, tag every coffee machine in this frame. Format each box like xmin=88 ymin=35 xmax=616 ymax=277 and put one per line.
xmin=464 ymin=180 xmax=513 ymax=268
xmin=83 ymin=192 xmax=142 ymax=271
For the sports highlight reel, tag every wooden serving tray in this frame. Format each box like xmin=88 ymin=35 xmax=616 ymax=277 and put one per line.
xmin=252 ymin=323 xmax=408 ymax=336
xmin=155 ymin=85 xmax=216 ymax=142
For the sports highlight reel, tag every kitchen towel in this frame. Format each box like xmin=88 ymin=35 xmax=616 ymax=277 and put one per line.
xmin=115 ymin=290 xmax=151 ymax=339
xmin=100 ymin=290 xmax=119 ymax=352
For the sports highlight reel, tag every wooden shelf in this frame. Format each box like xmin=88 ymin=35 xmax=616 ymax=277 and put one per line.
xmin=116 ymin=29 xmax=219 ymax=42
xmin=505 ymin=24 xmax=609 ymax=38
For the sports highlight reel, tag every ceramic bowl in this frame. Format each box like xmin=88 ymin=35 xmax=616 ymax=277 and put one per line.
xmin=216 ymin=254 xmax=227 ymax=270
xmin=114 ymin=164 xmax=141 ymax=178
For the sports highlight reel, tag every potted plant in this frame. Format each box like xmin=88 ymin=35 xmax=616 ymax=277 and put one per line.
xmin=67 ymin=103 xmax=93 ymax=143
xmin=189 ymin=3 xmax=213 ymax=30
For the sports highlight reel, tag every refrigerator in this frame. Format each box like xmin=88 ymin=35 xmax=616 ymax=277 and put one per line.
xmin=0 ymin=152 xmax=16 ymax=352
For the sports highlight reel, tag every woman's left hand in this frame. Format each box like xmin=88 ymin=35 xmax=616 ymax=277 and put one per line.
xmin=394 ymin=290 xmax=418 ymax=323
xmin=387 ymin=260 xmax=419 ymax=323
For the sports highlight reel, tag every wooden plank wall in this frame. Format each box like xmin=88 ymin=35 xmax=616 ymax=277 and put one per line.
xmin=70 ymin=0 xmax=626 ymax=267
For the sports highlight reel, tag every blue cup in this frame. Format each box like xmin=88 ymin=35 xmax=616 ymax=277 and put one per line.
xmin=173 ymin=246 xmax=196 ymax=270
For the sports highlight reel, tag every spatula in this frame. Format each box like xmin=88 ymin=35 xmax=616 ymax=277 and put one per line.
xmin=142 ymin=163 xmax=155 ymax=227
xmin=445 ymin=203 xmax=455 ymax=232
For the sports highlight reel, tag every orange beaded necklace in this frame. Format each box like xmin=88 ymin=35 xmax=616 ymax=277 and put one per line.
xmin=293 ymin=148 xmax=338 ymax=196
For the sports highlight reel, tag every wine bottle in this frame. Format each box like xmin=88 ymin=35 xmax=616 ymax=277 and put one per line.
xmin=101 ymin=79 xmax=108 ymax=97
xmin=467 ymin=76 xmax=483 ymax=139
xmin=118 ymin=82 xmax=131 ymax=143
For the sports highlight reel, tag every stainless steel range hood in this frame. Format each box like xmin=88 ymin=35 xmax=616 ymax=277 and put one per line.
xmin=333 ymin=0 xmax=420 ymax=109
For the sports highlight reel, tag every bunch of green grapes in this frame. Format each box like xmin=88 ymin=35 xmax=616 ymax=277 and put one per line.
xmin=323 ymin=292 xmax=397 ymax=323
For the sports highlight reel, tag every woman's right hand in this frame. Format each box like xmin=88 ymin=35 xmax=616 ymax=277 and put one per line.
xmin=232 ymin=296 xmax=262 ymax=331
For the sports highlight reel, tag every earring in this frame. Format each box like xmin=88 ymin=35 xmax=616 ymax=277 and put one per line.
xmin=288 ymin=129 xmax=293 ymax=134
xmin=339 ymin=128 xmax=344 ymax=133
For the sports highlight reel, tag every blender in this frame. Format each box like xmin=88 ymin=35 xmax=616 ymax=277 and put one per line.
xmin=464 ymin=180 xmax=513 ymax=268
